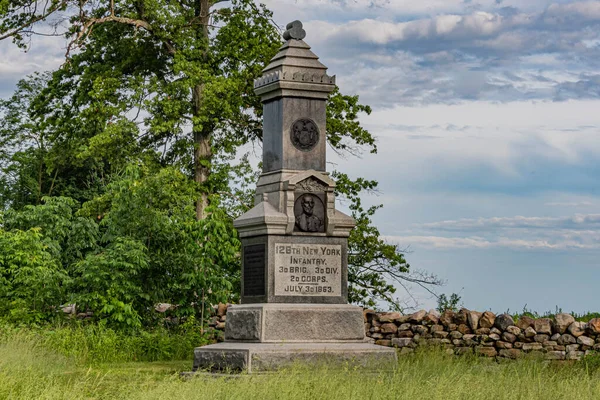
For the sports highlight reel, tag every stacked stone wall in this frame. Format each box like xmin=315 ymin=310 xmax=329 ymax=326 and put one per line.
xmin=209 ymin=304 xmax=600 ymax=360
xmin=364 ymin=308 xmax=600 ymax=360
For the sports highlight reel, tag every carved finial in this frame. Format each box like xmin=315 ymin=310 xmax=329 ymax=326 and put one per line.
xmin=283 ymin=20 xmax=306 ymax=41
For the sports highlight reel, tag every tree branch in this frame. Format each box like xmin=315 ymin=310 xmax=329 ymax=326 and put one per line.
xmin=0 ymin=1 xmax=68 ymax=41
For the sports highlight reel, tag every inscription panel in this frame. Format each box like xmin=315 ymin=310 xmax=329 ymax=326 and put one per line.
xmin=274 ymin=243 xmax=342 ymax=297
xmin=243 ymin=244 xmax=266 ymax=297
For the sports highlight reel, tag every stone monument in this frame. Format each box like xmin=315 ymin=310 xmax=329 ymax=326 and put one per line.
xmin=193 ymin=20 xmax=397 ymax=373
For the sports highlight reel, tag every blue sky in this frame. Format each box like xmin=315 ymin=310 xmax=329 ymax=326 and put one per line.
xmin=1 ymin=0 xmax=600 ymax=313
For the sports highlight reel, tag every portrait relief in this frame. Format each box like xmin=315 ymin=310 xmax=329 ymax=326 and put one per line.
xmin=294 ymin=193 xmax=325 ymax=233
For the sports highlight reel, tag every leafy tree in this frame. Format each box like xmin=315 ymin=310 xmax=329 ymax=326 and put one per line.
xmin=0 ymin=0 xmax=442 ymax=311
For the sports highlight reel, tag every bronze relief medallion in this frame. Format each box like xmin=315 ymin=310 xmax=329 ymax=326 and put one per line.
xmin=290 ymin=118 xmax=319 ymax=151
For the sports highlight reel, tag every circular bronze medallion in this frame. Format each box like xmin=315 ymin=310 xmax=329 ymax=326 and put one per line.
xmin=290 ymin=118 xmax=319 ymax=151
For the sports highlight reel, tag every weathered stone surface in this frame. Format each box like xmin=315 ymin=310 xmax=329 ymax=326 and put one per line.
xmin=558 ymin=333 xmax=576 ymax=345
xmin=475 ymin=346 xmax=497 ymax=357
xmin=363 ymin=309 xmax=377 ymax=322
xmin=566 ymin=350 xmax=584 ymax=360
xmin=475 ymin=328 xmax=490 ymax=335
xmin=568 ymin=321 xmax=586 ymax=338
xmin=533 ymin=318 xmax=552 ymax=335
xmin=543 ymin=340 xmax=558 ymax=348
xmin=524 ymin=326 xmax=537 ymax=338
xmin=449 ymin=331 xmax=463 ymax=340
xmin=463 ymin=334 xmax=477 ymax=346
xmin=410 ymin=310 xmax=427 ymax=323
xmin=496 ymin=341 xmax=513 ymax=349
xmin=379 ymin=312 xmax=402 ymax=323
xmin=550 ymin=333 xmax=561 ymax=341
xmin=217 ymin=303 xmax=228 ymax=317
xmin=380 ymin=323 xmax=398 ymax=334
xmin=448 ymin=323 xmax=458 ymax=331
xmin=430 ymin=324 xmax=444 ymax=333
xmin=424 ymin=309 xmax=441 ymax=325
xmin=457 ymin=324 xmax=472 ymax=334
xmin=495 ymin=314 xmax=514 ymax=331
xmin=468 ymin=311 xmax=483 ymax=331
xmin=587 ymin=318 xmax=600 ymax=334
xmin=371 ymin=333 xmax=383 ymax=339
xmin=553 ymin=313 xmax=575 ymax=334
xmin=433 ymin=331 xmax=449 ymax=339
xmin=516 ymin=315 xmax=535 ymax=330
xmin=455 ymin=347 xmax=473 ymax=355
xmin=480 ymin=311 xmax=496 ymax=329
xmin=398 ymin=323 xmax=411 ymax=331
xmin=534 ymin=334 xmax=550 ymax=343
xmin=502 ymin=332 xmax=517 ymax=343
xmin=506 ymin=326 xmax=521 ymax=336
xmin=499 ymin=349 xmax=522 ymax=359
xmin=375 ymin=340 xmax=392 ymax=347
xmin=566 ymin=344 xmax=580 ymax=352
xmin=577 ymin=336 xmax=594 ymax=347
xmin=513 ymin=341 xmax=524 ymax=349
xmin=216 ymin=322 xmax=226 ymax=330
xmin=490 ymin=327 xmax=502 ymax=335
xmin=454 ymin=309 xmax=469 ymax=325
xmin=412 ymin=325 xmax=428 ymax=335
xmin=440 ymin=310 xmax=455 ymax=327
xmin=392 ymin=338 xmax=413 ymax=348
xmin=398 ymin=330 xmax=414 ymax=338
xmin=546 ymin=351 xmax=566 ymax=360
xmin=522 ymin=343 xmax=543 ymax=352
xmin=489 ymin=333 xmax=501 ymax=341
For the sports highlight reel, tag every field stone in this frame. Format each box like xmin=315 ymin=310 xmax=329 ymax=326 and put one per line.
xmin=475 ymin=346 xmax=497 ymax=357
xmin=534 ymin=334 xmax=550 ymax=343
xmin=216 ymin=322 xmax=226 ymax=330
xmin=398 ymin=330 xmax=414 ymax=338
xmin=433 ymin=331 xmax=449 ymax=339
xmin=371 ymin=333 xmax=384 ymax=339
xmin=577 ymin=336 xmax=594 ymax=347
xmin=558 ymin=333 xmax=576 ymax=345
xmin=463 ymin=334 xmax=477 ymax=346
xmin=475 ymin=328 xmax=491 ymax=335
xmin=412 ymin=325 xmax=428 ymax=335
xmin=546 ymin=351 xmax=566 ymax=360
xmin=480 ymin=311 xmax=496 ymax=329
xmin=523 ymin=343 xmax=543 ymax=352
xmin=499 ymin=349 xmax=522 ymax=359
xmin=496 ymin=341 xmax=513 ymax=349
xmin=398 ymin=323 xmax=411 ymax=331
xmin=452 ymin=339 xmax=464 ymax=346
xmin=516 ymin=315 xmax=535 ymax=330
xmin=588 ymin=318 xmax=600 ymax=334
xmin=379 ymin=312 xmax=402 ymax=323
xmin=533 ymin=318 xmax=552 ymax=335
xmin=217 ymin=303 xmax=228 ymax=317
xmin=468 ymin=311 xmax=483 ymax=331
xmin=489 ymin=333 xmax=501 ymax=341
xmin=380 ymin=323 xmax=398 ymax=334
xmin=430 ymin=324 xmax=444 ymax=333
xmin=495 ymin=314 xmax=515 ymax=331
xmin=450 ymin=331 xmax=463 ymax=340
xmin=524 ymin=326 xmax=537 ymax=338
xmin=424 ymin=309 xmax=441 ymax=325
xmin=454 ymin=308 xmax=469 ymax=325
xmin=543 ymin=341 xmax=558 ymax=347
xmin=457 ymin=324 xmax=472 ymax=335
xmin=566 ymin=351 xmax=585 ymax=360
xmin=568 ymin=322 xmax=586 ymax=338
xmin=506 ymin=326 xmax=521 ymax=336
xmin=513 ymin=342 xmax=524 ymax=349
xmin=502 ymin=332 xmax=517 ymax=343
xmin=391 ymin=338 xmax=413 ymax=348
xmin=566 ymin=344 xmax=580 ymax=352
xmin=551 ymin=333 xmax=561 ymax=341
xmin=410 ymin=310 xmax=427 ymax=323
xmin=490 ymin=327 xmax=502 ymax=335
xmin=375 ymin=339 xmax=392 ymax=347
xmin=440 ymin=310 xmax=455 ymax=327
xmin=554 ymin=313 xmax=575 ymax=334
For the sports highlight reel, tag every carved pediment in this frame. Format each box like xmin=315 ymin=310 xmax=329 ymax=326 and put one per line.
xmin=296 ymin=177 xmax=327 ymax=192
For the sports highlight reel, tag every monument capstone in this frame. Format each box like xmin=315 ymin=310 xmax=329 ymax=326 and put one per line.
xmin=193 ymin=20 xmax=397 ymax=373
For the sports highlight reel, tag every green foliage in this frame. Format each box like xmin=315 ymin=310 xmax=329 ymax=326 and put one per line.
xmin=436 ymin=293 xmax=463 ymax=313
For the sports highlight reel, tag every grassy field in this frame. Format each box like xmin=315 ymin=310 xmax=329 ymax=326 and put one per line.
xmin=1 ymin=332 xmax=600 ymax=400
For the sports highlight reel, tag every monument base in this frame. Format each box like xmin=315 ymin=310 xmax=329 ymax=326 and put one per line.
xmin=193 ymin=342 xmax=397 ymax=373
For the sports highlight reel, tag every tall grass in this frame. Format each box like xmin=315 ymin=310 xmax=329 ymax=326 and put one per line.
xmin=1 ymin=331 xmax=599 ymax=400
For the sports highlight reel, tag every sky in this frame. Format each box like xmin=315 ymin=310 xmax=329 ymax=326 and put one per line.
xmin=1 ymin=0 xmax=600 ymax=314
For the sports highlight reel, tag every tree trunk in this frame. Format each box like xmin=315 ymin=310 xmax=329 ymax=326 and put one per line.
xmin=193 ymin=0 xmax=211 ymax=221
